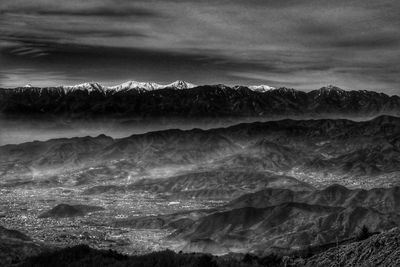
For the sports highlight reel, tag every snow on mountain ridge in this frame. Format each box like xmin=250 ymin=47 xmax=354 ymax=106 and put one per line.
xmin=62 ymin=82 xmax=103 ymax=92
xmin=62 ymin=80 xmax=197 ymax=92
xmin=165 ymin=80 xmax=197 ymax=89
xmin=248 ymin=85 xmax=275 ymax=92
xmin=107 ymin=81 xmax=164 ymax=91
xmin=25 ymin=82 xmax=350 ymax=96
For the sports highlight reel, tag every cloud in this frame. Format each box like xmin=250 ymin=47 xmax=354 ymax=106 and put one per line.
xmin=9 ymin=7 xmax=159 ymax=18
xmin=0 ymin=0 xmax=399 ymax=94
xmin=330 ymin=34 xmax=400 ymax=49
xmin=0 ymin=0 xmax=161 ymax=18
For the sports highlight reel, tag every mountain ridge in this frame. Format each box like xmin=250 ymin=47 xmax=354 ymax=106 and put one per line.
xmin=1 ymin=84 xmax=399 ymax=119
xmin=1 ymin=82 xmax=396 ymax=96
xmin=61 ymin=80 xmax=198 ymax=92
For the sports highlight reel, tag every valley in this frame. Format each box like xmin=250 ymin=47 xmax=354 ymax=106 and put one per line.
xmin=0 ymin=114 xmax=399 ymax=261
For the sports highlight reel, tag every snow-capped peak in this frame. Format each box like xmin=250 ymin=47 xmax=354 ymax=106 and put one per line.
xmin=107 ymin=80 xmax=196 ymax=91
xmin=60 ymin=80 xmax=197 ymax=93
xmin=164 ymin=80 xmax=197 ymax=90
xmin=62 ymin=82 xmax=103 ymax=92
xmin=23 ymin=84 xmax=33 ymax=88
xmin=108 ymin=81 xmax=164 ymax=91
xmin=248 ymin=85 xmax=275 ymax=92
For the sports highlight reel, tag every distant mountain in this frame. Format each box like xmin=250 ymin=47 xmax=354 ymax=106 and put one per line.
xmin=62 ymin=80 xmax=197 ymax=92
xmin=247 ymin=84 xmax=275 ymax=92
xmin=1 ymin=83 xmax=399 ymax=119
xmin=62 ymin=82 xmax=104 ymax=92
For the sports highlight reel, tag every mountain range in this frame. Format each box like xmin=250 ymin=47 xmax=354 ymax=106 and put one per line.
xmin=1 ymin=83 xmax=399 ymax=119
xmin=61 ymin=80 xmax=197 ymax=92
xmin=1 ymin=115 xmax=399 ymax=189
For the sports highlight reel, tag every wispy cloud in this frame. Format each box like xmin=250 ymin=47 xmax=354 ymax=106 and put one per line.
xmin=0 ymin=0 xmax=399 ymax=94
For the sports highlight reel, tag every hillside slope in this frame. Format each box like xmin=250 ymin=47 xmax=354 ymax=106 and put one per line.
xmin=299 ymin=228 xmax=400 ymax=267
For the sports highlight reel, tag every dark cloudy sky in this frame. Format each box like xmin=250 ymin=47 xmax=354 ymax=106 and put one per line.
xmin=0 ymin=0 xmax=399 ymax=94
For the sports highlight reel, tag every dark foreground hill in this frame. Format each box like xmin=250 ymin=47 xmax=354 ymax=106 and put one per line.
xmin=16 ymin=228 xmax=400 ymax=267
xmin=18 ymin=244 xmax=270 ymax=267
xmin=297 ymin=228 xmax=400 ymax=267
xmin=0 ymin=226 xmax=47 ymax=267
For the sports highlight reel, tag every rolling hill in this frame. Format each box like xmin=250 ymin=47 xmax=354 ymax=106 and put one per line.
xmin=0 ymin=116 xmax=399 ymax=189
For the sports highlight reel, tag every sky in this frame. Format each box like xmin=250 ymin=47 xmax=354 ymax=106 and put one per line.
xmin=0 ymin=0 xmax=399 ymax=94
